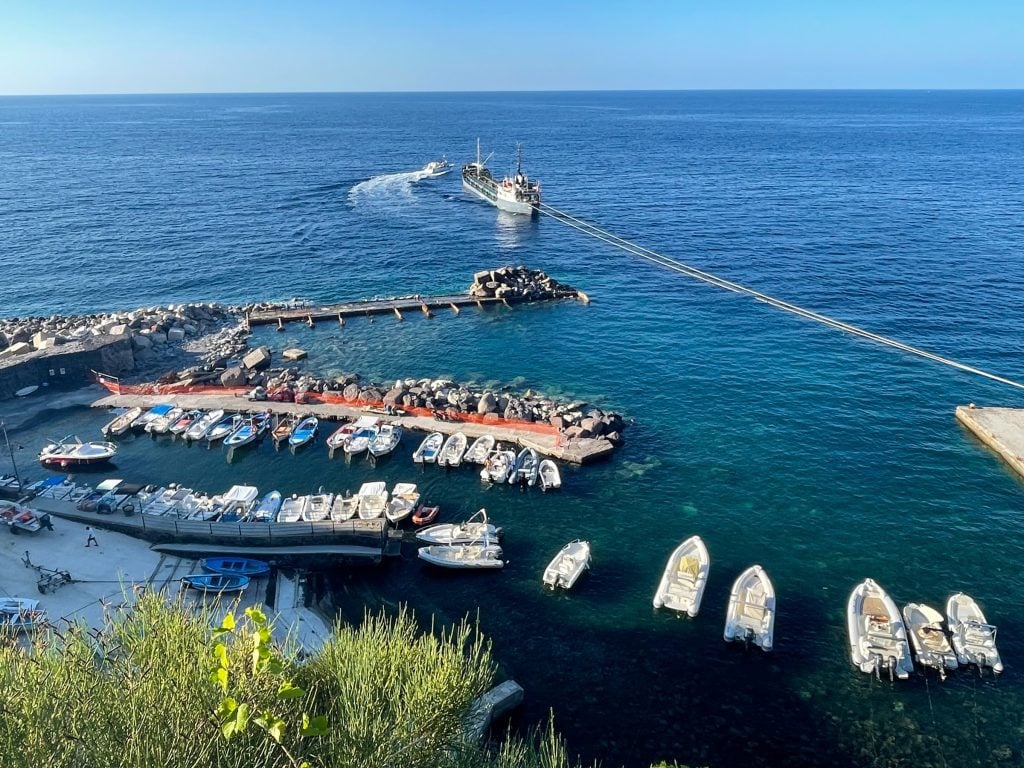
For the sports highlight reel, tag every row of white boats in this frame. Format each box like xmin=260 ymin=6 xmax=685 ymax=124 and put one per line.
xmin=650 ymin=535 xmax=1003 ymax=676
xmin=98 ymin=405 xmax=564 ymax=489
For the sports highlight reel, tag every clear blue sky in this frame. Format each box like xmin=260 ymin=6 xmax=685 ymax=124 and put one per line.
xmin=1 ymin=0 xmax=1021 ymax=94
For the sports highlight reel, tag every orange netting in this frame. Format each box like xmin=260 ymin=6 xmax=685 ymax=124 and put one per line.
xmin=96 ymin=377 xmax=558 ymax=435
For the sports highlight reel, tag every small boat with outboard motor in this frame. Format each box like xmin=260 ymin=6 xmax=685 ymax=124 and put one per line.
xmin=413 ymin=432 xmax=444 ymax=464
xmin=185 ymin=409 xmax=225 ymax=441
xmin=542 ymin=540 xmax=591 ymax=590
xmin=723 ymin=565 xmax=776 ymax=651
xmin=847 ymin=578 xmax=914 ymax=680
xmin=422 ymin=157 xmax=453 ymax=177
xmin=653 ymin=535 xmax=710 ymax=617
xmin=38 ymin=435 xmax=117 ymax=467
xmin=946 ymin=592 xmax=1003 ymax=674
xmin=464 ymin=434 xmax=495 ymax=464
xmin=416 ymin=509 xmax=501 ymax=545
xmin=101 ymin=407 xmax=143 ymax=437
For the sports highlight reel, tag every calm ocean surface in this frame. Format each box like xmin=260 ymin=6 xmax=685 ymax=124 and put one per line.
xmin=2 ymin=91 xmax=1024 ymax=767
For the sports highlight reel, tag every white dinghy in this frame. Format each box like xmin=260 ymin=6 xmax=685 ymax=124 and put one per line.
xmin=185 ymin=409 xmax=225 ymax=441
xmin=418 ymin=533 xmax=504 ymax=570
xmin=413 ymin=432 xmax=444 ymax=464
xmin=277 ymin=495 xmax=309 ymax=523
xmin=902 ymin=603 xmax=958 ymax=677
xmin=723 ymin=565 xmax=776 ymax=651
xmin=542 ymin=540 xmax=591 ymax=590
xmin=847 ymin=578 xmax=914 ymax=680
xmin=946 ymin=593 xmax=1003 ymax=674
xmin=438 ymin=432 xmax=468 ymax=467
xmin=356 ymin=481 xmax=389 ymax=520
xmin=464 ymin=434 xmax=495 ymax=464
xmin=538 ymin=459 xmax=561 ymax=491
xmin=480 ymin=449 xmax=515 ymax=483
xmin=330 ymin=493 xmax=359 ymax=522
xmin=652 ymin=536 xmax=709 ymax=617
xmin=416 ymin=508 xmax=502 ymax=545
xmin=385 ymin=482 xmax=421 ymax=524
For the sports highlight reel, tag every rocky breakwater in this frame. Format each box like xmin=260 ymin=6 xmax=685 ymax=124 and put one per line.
xmin=468 ymin=265 xmax=583 ymax=302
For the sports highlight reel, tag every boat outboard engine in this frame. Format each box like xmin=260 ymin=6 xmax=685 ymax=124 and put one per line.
xmin=743 ymin=627 xmax=754 ymax=649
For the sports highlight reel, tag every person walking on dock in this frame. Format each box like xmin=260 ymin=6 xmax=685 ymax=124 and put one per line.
xmin=85 ymin=526 xmax=98 ymax=548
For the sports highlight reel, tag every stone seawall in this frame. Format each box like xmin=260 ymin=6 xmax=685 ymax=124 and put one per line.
xmin=0 ymin=335 xmax=134 ymax=400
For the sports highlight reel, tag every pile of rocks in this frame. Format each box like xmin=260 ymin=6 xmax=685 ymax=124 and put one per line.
xmin=468 ymin=266 xmax=580 ymax=301
xmin=0 ymin=304 xmax=239 ymax=372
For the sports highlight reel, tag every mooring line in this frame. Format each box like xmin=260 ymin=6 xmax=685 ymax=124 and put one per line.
xmin=537 ymin=202 xmax=1024 ymax=391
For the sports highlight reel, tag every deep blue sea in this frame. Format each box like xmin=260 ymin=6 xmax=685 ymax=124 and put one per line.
xmin=3 ymin=91 xmax=1024 ymax=767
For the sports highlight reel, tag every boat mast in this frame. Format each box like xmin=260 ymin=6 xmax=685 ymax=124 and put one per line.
xmin=1 ymin=420 xmax=22 ymax=490
xmin=476 ymin=137 xmax=481 ymax=166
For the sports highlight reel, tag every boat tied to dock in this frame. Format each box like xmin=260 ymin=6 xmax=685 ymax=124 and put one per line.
xmin=462 ymin=140 xmax=540 ymax=216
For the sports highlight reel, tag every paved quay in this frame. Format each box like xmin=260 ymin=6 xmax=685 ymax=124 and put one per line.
xmin=955 ymin=404 xmax=1024 ymax=482
xmin=92 ymin=391 xmax=615 ymax=464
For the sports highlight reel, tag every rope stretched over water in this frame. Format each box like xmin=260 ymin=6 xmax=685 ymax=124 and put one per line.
xmin=537 ymin=202 xmax=1024 ymax=392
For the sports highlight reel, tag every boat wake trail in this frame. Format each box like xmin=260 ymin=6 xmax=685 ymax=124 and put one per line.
xmin=347 ymin=170 xmax=432 ymax=208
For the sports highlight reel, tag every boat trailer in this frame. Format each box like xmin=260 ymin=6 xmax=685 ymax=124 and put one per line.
xmin=21 ymin=550 xmax=74 ymax=594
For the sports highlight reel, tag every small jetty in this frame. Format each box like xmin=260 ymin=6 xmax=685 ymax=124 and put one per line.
xmin=956 ymin=404 xmax=1024 ymax=482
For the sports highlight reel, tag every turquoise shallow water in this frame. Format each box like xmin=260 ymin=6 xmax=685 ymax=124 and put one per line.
xmin=3 ymin=91 xmax=1024 ymax=767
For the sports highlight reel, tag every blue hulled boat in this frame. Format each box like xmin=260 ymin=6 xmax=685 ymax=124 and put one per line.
xmin=288 ymin=416 xmax=318 ymax=449
xmin=200 ymin=557 xmax=271 ymax=578
xmin=181 ymin=573 xmax=251 ymax=593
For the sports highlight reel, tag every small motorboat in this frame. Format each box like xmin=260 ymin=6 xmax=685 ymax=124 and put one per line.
xmin=101 ymin=406 xmax=143 ymax=437
xmin=304 ymin=491 xmax=335 ymax=521
xmin=14 ymin=385 xmax=39 ymax=397
xmin=413 ymin=432 xmax=444 ymax=464
xmin=510 ymin=447 xmax=539 ymax=486
xmin=181 ymin=573 xmax=250 ymax=593
xmin=385 ymin=482 xmax=420 ymax=524
xmin=539 ymin=459 xmax=561 ymax=491
xmin=946 ymin=593 xmax=1003 ymax=674
xmin=169 ymin=410 xmax=202 ymax=436
xmin=416 ymin=509 xmax=501 ymax=545
xmin=422 ymin=157 xmax=453 ymax=177
xmin=271 ymin=414 xmax=296 ymax=445
xmin=289 ymin=416 xmax=319 ymax=450
xmin=38 ymin=435 xmax=117 ymax=467
xmin=344 ymin=416 xmax=380 ymax=456
xmin=251 ymin=490 xmax=282 ymax=522
xmin=480 ymin=449 xmax=516 ymax=483
xmin=183 ymin=409 xmax=222 ymax=441
xmin=201 ymin=557 xmax=271 ymax=578
xmin=146 ymin=406 xmax=184 ymax=434
xmin=326 ymin=419 xmax=356 ymax=452
xmin=132 ymin=403 xmax=173 ymax=430
xmin=723 ymin=565 xmax=776 ymax=651
xmin=1 ymin=503 xmax=43 ymax=533
xmin=0 ymin=597 xmax=46 ymax=632
xmin=438 ymin=432 xmax=468 ymax=467
xmin=207 ymin=414 xmax=243 ymax=443
xmin=369 ymin=423 xmax=403 ymax=458
xmin=653 ymin=535 xmax=710 ymax=617
xmin=357 ymin=481 xmax=388 ymax=520
xmin=412 ymin=503 xmax=439 ymax=526
xmin=330 ymin=493 xmax=359 ymax=521
xmin=847 ymin=578 xmax=914 ymax=680
xmin=224 ymin=412 xmax=271 ymax=448
xmin=543 ymin=540 xmax=591 ymax=590
xmin=277 ymin=495 xmax=309 ymax=523
xmin=903 ymin=602 xmax=958 ymax=677
xmin=418 ymin=536 xmax=504 ymax=570
xmin=464 ymin=434 xmax=495 ymax=464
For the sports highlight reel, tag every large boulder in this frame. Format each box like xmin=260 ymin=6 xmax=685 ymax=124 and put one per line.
xmin=580 ymin=416 xmax=605 ymax=437
xmin=342 ymin=383 xmax=361 ymax=400
xmin=383 ymin=386 xmax=407 ymax=406
xmin=242 ymin=346 xmax=272 ymax=371
xmin=131 ymin=333 xmax=152 ymax=350
xmin=220 ymin=366 xmax=246 ymax=387
xmin=477 ymin=391 xmax=498 ymax=414
xmin=166 ymin=327 xmax=186 ymax=343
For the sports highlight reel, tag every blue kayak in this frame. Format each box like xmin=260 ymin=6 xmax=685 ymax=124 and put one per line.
xmin=200 ymin=556 xmax=271 ymax=578
xmin=288 ymin=416 xmax=319 ymax=448
xmin=181 ymin=573 xmax=251 ymax=593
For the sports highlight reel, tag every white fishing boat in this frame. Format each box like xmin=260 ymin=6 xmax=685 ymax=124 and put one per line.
xmin=538 ymin=459 xmax=561 ymax=491
xmin=303 ymin=491 xmax=335 ymax=522
xmin=101 ymin=406 xmax=143 ymax=437
xmin=413 ymin=432 xmax=444 ymax=464
xmin=847 ymin=578 xmax=914 ymax=680
xmin=385 ymin=482 xmax=420 ymax=524
xmin=357 ymin=481 xmax=388 ymax=520
xmin=418 ymin=534 xmax=505 ymax=570
xmin=146 ymin=406 xmax=184 ymax=434
xmin=464 ymin=434 xmax=495 ymax=464
xmin=169 ymin=409 xmax=202 ymax=436
xmin=416 ymin=509 xmax=502 ymax=545
xmin=438 ymin=432 xmax=468 ymax=467
xmin=185 ymin=409 xmax=225 ymax=441
xmin=132 ymin=403 xmax=173 ymax=430
xmin=480 ymin=449 xmax=515 ymax=483
xmin=207 ymin=414 xmax=243 ymax=443
xmin=653 ymin=535 xmax=710 ymax=617
xmin=344 ymin=416 xmax=380 ymax=456
xmin=902 ymin=603 xmax=958 ymax=677
xmin=510 ymin=447 xmax=539 ymax=486
xmin=326 ymin=420 xmax=357 ymax=452
xmin=142 ymin=486 xmax=195 ymax=516
xmin=330 ymin=493 xmax=359 ymax=521
xmin=38 ymin=435 xmax=117 ymax=467
xmin=251 ymin=490 xmax=282 ymax=522
xmin=946 ymin=593 xmax=1003 ymax=673
xmin=723 ymin=565 xmax=776 ymax=651
xmin=369 ymin=423 xmax=403 ymax=458
xmin=277 ymin=495 xmax=309 ymax=523
xmin=542 ymin=540 xmax=591 ymax=590
xmin=422 ymin=157 xmax=453 ymax=177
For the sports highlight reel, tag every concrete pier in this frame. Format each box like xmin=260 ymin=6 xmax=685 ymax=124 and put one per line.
xmin=92 ymin=392 xmax=615 ymax=464
xmin=955 ymin=405 xmax=1024 ymax=482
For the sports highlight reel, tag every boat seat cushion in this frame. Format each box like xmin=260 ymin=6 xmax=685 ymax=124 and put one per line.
xmin=677 ymin=556 xmax=700 ymax=579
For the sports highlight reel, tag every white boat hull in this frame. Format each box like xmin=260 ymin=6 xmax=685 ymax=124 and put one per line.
xmin=946 ymin=593 xmax=1003 ymax=673
xmin=543 ymin=540 xmax=591 ymax=590
xmin=653 ymin=535 xmax=709 ymax=617
xmin=847 ymin=579 xmax=914 ymax=679
xmin=723 ymin=565 xmax=775 ymax=651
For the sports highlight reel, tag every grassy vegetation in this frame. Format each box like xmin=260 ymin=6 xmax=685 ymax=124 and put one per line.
xmin=0 ymin=595 xmax=582 ymax=768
